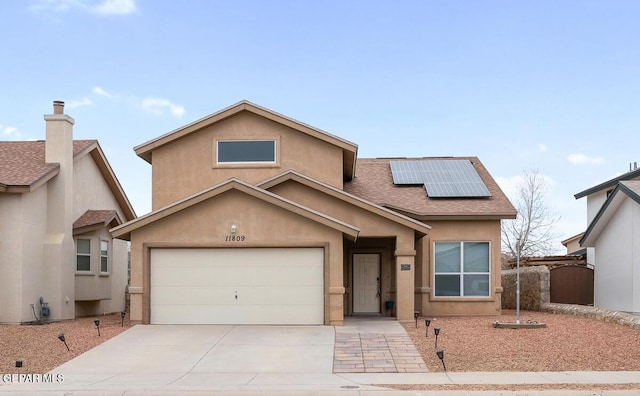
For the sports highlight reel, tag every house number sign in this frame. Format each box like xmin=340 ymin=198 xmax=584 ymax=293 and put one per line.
xmin=225 ymin=235 xmax=246 ymax=242
xmin=400 ymin=264 xmax=411 ymax=271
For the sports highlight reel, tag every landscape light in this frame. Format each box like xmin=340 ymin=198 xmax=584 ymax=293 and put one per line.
xmin=58 ymin=333 xmax=70 ymax=351
xmin=434 ymin=327 xmax=441 ymax=348
xmin=414 ymin=311 xmax=419 ymax=328
xmin=436 ymin=349 xmax=446 ymax=371
xmin=425 ymin=319 xmax=431 ymax=337
xmin=120 ymin=311 xmax=126 ymax=327
xmin=94 ymin=319 xmax=101 ymax=336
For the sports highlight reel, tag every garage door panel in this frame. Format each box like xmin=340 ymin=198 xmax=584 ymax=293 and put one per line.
xmin=150 ymin=248 xmax=324 ymax=325
xmin=151 ymin=304 xmax=323 ymax=325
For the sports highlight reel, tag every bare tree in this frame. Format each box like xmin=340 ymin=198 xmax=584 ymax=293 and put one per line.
xmin=502 ymin=169 xmax=561 ymax=261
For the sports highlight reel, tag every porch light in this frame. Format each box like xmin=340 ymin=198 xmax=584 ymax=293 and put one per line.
xmin=94 ymin=319 xmax=101 ymax=336
xmin=434 ymin=327 xmax=441 ymax=348
xmin=58 ymin=333 xmax=70 ymax=351
xmin=436 ymin=349 xmax=446 ymax=371
xmin=414 ymin=311 xmax=419 ymax=328
xmin=121 ymin=311 xmax=126 ymax=327
xmin=425 ymin=319 xmax=431 ymax=337
xmin=231 ymin=224 xmax=237 ymax=235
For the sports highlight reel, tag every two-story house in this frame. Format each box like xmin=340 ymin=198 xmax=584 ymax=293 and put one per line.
xmin=575 ymin=165 xmax=640 ymax=312
xmin=0 ymin=101 xmax=136 ymax=323
xmin=112 ymin=101 xmax=516 ymax=325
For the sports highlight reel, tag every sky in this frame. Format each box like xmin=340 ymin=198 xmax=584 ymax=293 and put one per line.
xmin=2 ymin=0 xmax=639 ymax=254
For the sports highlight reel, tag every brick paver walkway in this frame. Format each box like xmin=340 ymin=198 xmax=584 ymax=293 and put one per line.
xmin=333 ymin=332 xmax=428 ymax=373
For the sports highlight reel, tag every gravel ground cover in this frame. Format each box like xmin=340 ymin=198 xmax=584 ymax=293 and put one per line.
xmin=1 ymin=313 xmax=130 ymax=375
xmin=384 ymin=310 xmax=640 ymax=391
xmin=404 ymin=310 xmax=640 ymax=372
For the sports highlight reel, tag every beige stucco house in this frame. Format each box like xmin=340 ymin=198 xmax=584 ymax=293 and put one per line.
xmin=0 ymin=101 xmax=136 ymax=324
xmin=112 ymin=101 xmax=516 ymax=325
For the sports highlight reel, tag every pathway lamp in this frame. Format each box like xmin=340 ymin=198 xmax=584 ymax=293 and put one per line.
xmin=424 ymin=319 xmax=431 ymax=337
xmin=434 ymin=327 xmax=441 ymax=348
xmin=436 ymin=349 xmax=446 ymax=371
xmin=94 ymin=319 xmax=101 ymax=336
xmin=58 ymin=333 xmax=70 ymax=351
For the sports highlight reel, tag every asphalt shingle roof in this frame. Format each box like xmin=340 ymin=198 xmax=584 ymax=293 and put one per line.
xmin=344 ymin=157 xmax=516 ymax=219
xmin=73 ymin=210 xmax=119 ymax=230
xmin=0 ymin=140 xmax=95 ymax=188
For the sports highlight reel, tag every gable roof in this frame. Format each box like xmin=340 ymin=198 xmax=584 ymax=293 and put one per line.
xmin=0 ymin=140 xmax=93 ymax=192
xmin=134 ymin=100 xmax=359 ymax=180
xmin=111 ymin=178 xmax=360 ymax=241
xmin=258 ymin=170 xmax=430 ymax=237
xmin=0 ymin=139 xmax=136 ymax=221
xmin=574 ymin=167 xmax=640 ymax=199
xmin=344 ymin=157 xmax=517 ymax=220
xmin=580 ymin=181 xmax=640 ymax=246
xmin=73 ymin=210 xmax=122 ymax=234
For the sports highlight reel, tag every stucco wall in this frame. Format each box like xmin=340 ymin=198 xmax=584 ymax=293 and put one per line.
xmin=419 ymin=220 xmax=503 ymax=316
xmin=586 ymin=190 xmax=608 ymax=225
xmin=73 ymin=154 xmax=131 ymax=316
xmin=0 ymin=194 xmax=25 ymax=323
xmin=21 ymin=186 xmax=50 ymax=322
xmin=73 ymin=154 xmax=128 ymax=221
xmin=128 ymin=189 xmax=345 ymax=325
xmin=594 ymin=198 xmax=636 ymax=312
xmin=150 ymin=111 xmax=345 ymax=210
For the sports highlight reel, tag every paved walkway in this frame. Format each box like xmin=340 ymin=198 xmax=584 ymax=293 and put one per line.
xmin=333 ymin=333 xmax=428 ymax=373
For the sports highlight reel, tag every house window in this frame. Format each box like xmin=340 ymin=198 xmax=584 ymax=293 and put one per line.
xmin=100 ymin=240 xmax=109 ymax=273
xmin=76 ymin=239 xmax=91 ymax=272
xmin=434 ymin=242 xmax=490 ymax=297
xmin=217 ymin=140 xmax=276 ymax=163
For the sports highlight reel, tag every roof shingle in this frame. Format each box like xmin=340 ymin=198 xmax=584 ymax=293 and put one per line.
xmin=0 ymin=140 xmax=95 ymax=189
xmin=345 ymin=157 xmax=516 ymax=219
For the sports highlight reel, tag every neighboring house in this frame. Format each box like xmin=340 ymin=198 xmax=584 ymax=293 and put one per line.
xmin=0 ymin=101 xmax=136 ymax=324
xmin=112 ymin=101 xmax=516 ymax=325
xmin=577 ymin=177 xmax=640 ymax=313
xmin=561 ymin=232 xmax=594 ymax=269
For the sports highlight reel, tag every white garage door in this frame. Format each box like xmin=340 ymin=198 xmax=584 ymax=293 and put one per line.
xmin=150 ymin=248 xmax=324 ymax=324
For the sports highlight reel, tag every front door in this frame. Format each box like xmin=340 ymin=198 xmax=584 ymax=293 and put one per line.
xmin=353 ymin=253 xmax=380 ymax=313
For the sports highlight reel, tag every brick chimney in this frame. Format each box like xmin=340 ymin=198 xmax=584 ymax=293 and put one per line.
xmin=43 ymin=100 xmax=76 ymax=321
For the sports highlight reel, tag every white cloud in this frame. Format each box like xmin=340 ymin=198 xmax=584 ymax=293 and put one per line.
xmin=141 ymin=98 xmax=185 ymax=118
xmin=1 ymin=125 xmax=25 ymax=140
xmin=495 ymin=175 xmax=525 ymax=199
xmin=29 ymin=0 xmax=136 ymax=15
xmin=538 ymin=143 xmax=548 ymax=152
xmin=568 ymin=153 xmax=605 ymax=165
xmin=91 ymin=0 xmax=136 ymax=15
xmin=93 ymin=86 xmax=112 ymax=98
xmin=67 ymin=97 xmax=93 ymax=108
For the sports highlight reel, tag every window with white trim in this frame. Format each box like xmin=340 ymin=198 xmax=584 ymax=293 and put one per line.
xmin=434 ymin=242 xmax=490 ymax=297
xmin=76 ymin=239 xmax=91 ymax=272
xmin=100 ymin=240 xmax=109 ymax=273
xmin=216 ymin=140 xmax=276 ymax=163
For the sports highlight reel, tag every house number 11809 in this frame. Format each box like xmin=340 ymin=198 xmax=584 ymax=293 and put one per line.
xmin=225 ymin=235 xmax=246 ymax=242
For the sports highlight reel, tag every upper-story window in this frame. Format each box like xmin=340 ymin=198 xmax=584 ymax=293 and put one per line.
xmin=216 ymin=140 xmax=276 ymax=164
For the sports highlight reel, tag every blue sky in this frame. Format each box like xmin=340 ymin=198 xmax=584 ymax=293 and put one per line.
xmin=2 ymin=0 xmax=639 ymax=253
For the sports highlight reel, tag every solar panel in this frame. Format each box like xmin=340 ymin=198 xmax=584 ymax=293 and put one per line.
xmin=389 ymin=160 xmax=492 ymax=198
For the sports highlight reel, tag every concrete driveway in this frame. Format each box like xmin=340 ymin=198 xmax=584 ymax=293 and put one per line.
xmin=4 ymin=322 xmax=403 ymax=393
